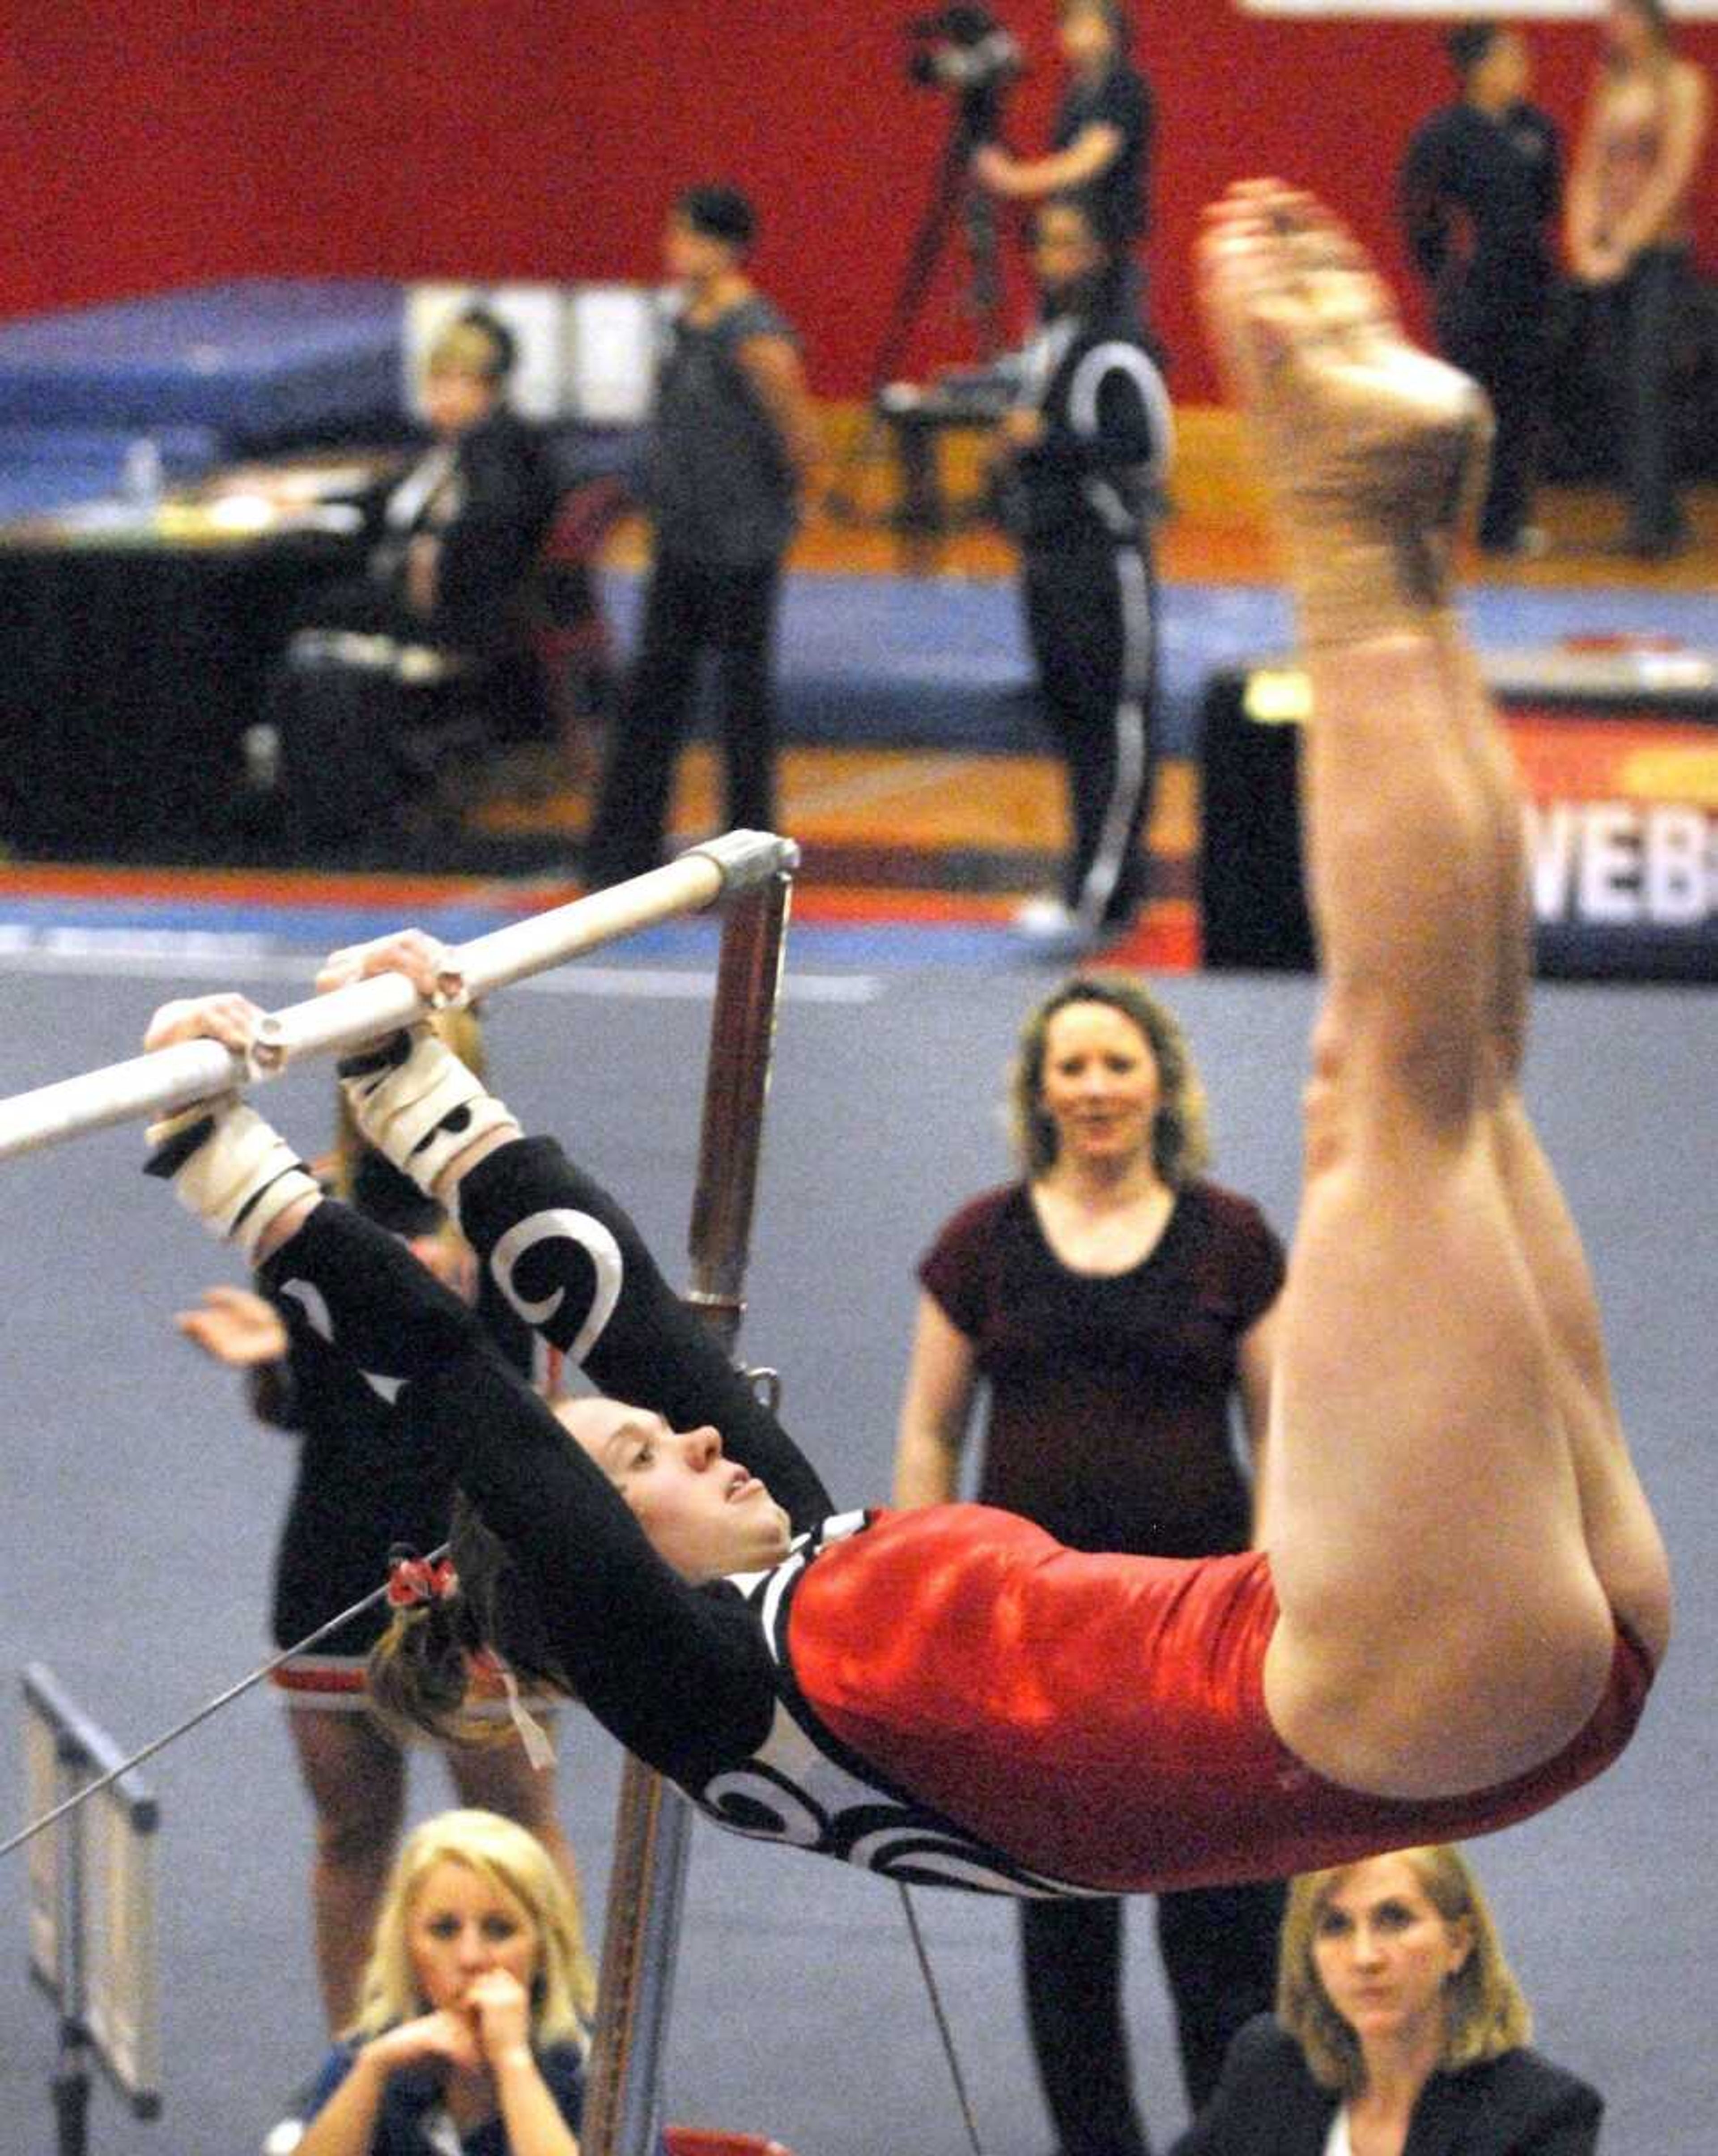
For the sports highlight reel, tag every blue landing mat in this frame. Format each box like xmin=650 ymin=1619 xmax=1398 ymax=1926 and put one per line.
xmin=0 ymin=279 xmax=405 ymax=515
xmin=600 ymin=571 xmax=1718 ymax=761
xmin=0 ymin=278 xmax=403 ymax=438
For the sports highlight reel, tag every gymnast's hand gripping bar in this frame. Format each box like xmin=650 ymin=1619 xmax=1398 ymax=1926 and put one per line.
xmin=0 ymin=832 xmax=801 ymax=1164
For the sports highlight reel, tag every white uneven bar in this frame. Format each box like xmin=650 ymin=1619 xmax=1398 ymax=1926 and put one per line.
xmin=0 ymin=832 xmax=798 ymax=1164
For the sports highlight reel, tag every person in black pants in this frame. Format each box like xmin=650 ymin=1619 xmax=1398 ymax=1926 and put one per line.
xmin=1399 ymin=23 xmax=1561 ymax=558
xmin=896 ymin=975 xmax=1288 ymax=2147
xmin=583 ymin=186 xmax=819 ymax=889
xmin=992 ymin=194 xmax=1169 ymax=956
xmin=1564 ymin=0 xmax=1711 ymax=559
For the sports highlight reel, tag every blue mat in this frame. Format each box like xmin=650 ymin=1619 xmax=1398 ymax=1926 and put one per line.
xmin=0 ymin=421 xmax=224 ymax=519
xmin=603 ymin=569 xmax=1718 ymax=761
xmin=0 ymin=278 xmax=402 ymax=441
xmin=0 ymin=471 xmax=112 ymax=519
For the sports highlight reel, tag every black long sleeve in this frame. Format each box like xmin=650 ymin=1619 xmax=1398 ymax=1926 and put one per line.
xmin=405 ymin=1347 xmax=782 ymax=1784
xmin=263 ymin=1142 xmax=836 ymax=1786
xmin=453 ymin=1136 xmax=833 ymax=1529
xmin=442 ymin=1136 xmax=839 ymax=1777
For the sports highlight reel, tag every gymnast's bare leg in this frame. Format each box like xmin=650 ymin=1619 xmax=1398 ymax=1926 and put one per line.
xmin=1200 ymin=182 xmax=1672 ymax=1800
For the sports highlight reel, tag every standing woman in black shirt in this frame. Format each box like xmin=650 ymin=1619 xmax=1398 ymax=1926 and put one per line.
xmin=584 ymin=186 xmax=821 ymax=891
xmin=894 ymin=973 xmax=1287 ymax=2148
xmin=1399 ymin=24 xmax=1561 ymax=558
xmin=975 ymin=1 xmax=1153 ymax=301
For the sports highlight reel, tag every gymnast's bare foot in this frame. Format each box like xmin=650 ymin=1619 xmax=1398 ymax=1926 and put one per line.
xmin=1198 ymin=180 xmax=1492 ymax=645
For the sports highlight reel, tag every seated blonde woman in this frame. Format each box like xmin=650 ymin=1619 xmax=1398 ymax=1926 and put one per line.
xmin=1169 ymin=1845 xmax=1600 ymax=2156
xmin=294 ymin=1808 xmax=592 ymax=2156
xmin=262 ymin=307 xmax=560 ymax=854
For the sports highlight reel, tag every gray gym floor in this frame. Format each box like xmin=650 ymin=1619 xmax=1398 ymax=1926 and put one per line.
xmin=0 ymin=948 xmax=1712 ymax=2152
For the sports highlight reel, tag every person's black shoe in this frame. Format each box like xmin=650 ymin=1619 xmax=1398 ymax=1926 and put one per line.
xmin=1611 ymin=512 xmax=1690 ymax=561
xmin=1479 ymin=525 xmax=1548 ymax=560
xmin=1626 ymin=528 xmax=1691 ymax=562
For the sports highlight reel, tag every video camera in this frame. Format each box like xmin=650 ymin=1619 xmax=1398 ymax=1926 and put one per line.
xmin=906 ymin=6 xmax=1023 ymax=141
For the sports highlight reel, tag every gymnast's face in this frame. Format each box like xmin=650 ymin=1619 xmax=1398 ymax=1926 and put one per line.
xmin=1038 ymin=1002 xmax=1161 ymax=1174
xmin=556 ymin=1396 xmax=793 ymax=1583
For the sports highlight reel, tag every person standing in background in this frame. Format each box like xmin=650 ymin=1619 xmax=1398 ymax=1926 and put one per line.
xmin=583 ymin=185 xmax=819 ymax=889
xmin=975 ymin=0 xmax=1154 ymax=319
xmin=894 ymin=974 xmax=1287 ymax=2150
xmin=1400 ymin=24 xmax=1561 ymax=558
xmin=1565 ymin=0 xmax=1711 ymax=558
xmin=991 ymin=196 xmax=1170 ymax=956
xmin=261 ymin=310 xmax=558 ymax=857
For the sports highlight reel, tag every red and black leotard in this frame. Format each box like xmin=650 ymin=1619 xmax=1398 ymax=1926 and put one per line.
xmin=260 ymin=1136 xmax=1653 ymax=1898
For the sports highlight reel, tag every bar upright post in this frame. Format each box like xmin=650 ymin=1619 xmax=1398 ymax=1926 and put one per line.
xmin=582 ymin=867 xmax=796 ymax=2156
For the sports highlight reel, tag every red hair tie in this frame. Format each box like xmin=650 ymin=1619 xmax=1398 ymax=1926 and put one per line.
xmin=386 ymin=1551 xmax=459 ymax=1609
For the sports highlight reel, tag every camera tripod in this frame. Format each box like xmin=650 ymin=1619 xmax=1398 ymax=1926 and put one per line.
xmin=824 ymin=102 xmax=1013 ymax=526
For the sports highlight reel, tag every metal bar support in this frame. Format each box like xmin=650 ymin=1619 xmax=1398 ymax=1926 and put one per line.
xmin=581 ymin=869 xmax=796 ymax=2156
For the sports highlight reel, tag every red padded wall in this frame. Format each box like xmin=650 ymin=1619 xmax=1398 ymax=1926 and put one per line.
xmin=3 ymin=2 xmax=1714 ymax=401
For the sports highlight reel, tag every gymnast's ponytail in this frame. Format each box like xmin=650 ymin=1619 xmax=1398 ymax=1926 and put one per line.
xmin=367 ymin=1495 xmax=571 ymax=1748
xmin=367 ymin=1543 xmax=486 ymax=1747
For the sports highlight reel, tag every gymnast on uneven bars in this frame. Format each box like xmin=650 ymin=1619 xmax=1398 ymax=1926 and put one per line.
xmin=137 ymin=183 xmax=1670 ymax=1901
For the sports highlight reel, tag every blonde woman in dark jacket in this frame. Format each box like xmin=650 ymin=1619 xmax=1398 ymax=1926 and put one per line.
xmin=1171 ymin=1846 xmax=1599 ymax=2156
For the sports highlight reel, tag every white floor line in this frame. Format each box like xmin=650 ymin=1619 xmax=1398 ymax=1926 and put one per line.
xmin=0 ymin=930 xmax=882 ymax=1002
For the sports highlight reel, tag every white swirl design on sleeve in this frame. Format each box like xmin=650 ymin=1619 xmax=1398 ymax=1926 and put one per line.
xmin=277 ymin=1278 xmax=403 ymax=1405
xmin=488 ymin=1209 xmax=623 ymax=1363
